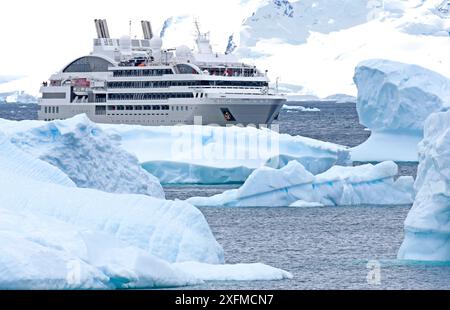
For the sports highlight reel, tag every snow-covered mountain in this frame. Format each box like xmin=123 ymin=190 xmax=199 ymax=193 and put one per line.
xmin=0 ymin=91 xmax=37 ymax=104
xmin=2 ymin=0 xmax=449 ymax=99
xmin=233 ymin=0 xmax=450 ymax=98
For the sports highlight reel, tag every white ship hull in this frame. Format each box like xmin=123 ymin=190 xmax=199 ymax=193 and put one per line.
xmin=38 ymin=97 xmax=283 ymax=126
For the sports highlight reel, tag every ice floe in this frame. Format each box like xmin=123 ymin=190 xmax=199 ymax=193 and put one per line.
xmin=187 ymin=161 xmax=415 ymax=207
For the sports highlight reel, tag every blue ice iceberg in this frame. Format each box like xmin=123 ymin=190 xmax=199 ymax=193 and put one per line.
xmin=187 ymin=161 xmax=415 ymax=207
xmin=0 ymin=121 xmax=292 ymax=288
xmin=398 ymin=111 xmax=450 ymax=261
xmin=0 ymin=115 xmax=165 ymax=198
xmin=351 ymin=59 xmax=450 ymax=162
xmin=101 ymin=123 xmax=350 ymax=184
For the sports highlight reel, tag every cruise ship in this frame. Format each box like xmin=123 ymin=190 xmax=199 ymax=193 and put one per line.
xmin=38 ymin=19 xmax=285 ymax=126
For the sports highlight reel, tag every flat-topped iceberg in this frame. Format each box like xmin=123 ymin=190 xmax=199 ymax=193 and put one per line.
xmin=351 ymin=59 xmax=450 ymax=162
xmin=0 ymin=115 xmax=164 ymax=198
xmin=398 ymin=111 xmax=450 ymax=261
xmin=101 ymin=123 xmax=350 ymax=184
xmin=187 ymin=160 xmax=415 ymax=207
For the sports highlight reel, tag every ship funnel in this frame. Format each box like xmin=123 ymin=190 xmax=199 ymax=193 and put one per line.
xmin=94 ymin=19 xmax=110 ymax=38
xmin=141 ymin=20 xmax=153 ymax=40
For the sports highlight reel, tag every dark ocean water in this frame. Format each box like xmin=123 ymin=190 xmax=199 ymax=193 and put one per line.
xmin=2 ymin=102 xmax=449 ymax=290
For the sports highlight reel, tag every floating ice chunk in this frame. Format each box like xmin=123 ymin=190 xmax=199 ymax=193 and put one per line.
xmin=173 ymin=262 xmax=293 ymax=281
xmin=188 ymin=161 xmax=415 ymax=207
xmin=351 ymin=59 xmax=450 ymax=162
xmin=101 ymin=123 xmax=350 ymax=184
xmin=282 ymin=104 xmax=321 ymax=112
xmin=0 ymin=115 xmax=164 ymax=198
xmin=398 ymin=110 xmax=450 ymax=261
xmin=289 ymin=200 xmax=324 ymax=208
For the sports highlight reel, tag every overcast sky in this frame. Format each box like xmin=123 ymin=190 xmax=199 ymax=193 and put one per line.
xmin=0 ymin=0 xmax=264 ymax=94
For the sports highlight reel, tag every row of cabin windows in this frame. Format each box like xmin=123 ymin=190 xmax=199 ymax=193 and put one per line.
xmin=97 ymin=105 xmax=190 ymax=113
xmin=44 ymin=106 xmax=59 ymax=114
xmin=107 ymin=80 xmax=268 ymax=89
xmin=112 ymin=69 xmax=173 ymax=77
xmin=105 ymin=105 xmax=171 ymax=111
xmin=108 ymin=93 xmax=194 ymax=101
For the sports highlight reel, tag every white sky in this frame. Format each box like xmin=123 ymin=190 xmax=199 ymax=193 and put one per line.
xmin=0 ymin=0 xmax=264 ymax=94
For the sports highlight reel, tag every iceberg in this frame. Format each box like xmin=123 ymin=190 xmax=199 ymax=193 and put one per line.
xmin=0 ymin=170 xmax=224 ymax=265
xmin=0 ymin=123 xmax=292 ymax=288
xmin=0 ymin=207 xmax=200 ymax=289
xmin=282 ymin=104 xmax=321 ymax=112
xmin=351 ymin=59 xmax=450 ymax=162
xmin=187 ymin=161 xmax=415 ymax=207
xmin=0 ymin=115 xmax=165 ymax=198
xmin=101 ymin=123 xmax=350 ymax=184
xmin=398 ymin=111 xmax=450 ymax=262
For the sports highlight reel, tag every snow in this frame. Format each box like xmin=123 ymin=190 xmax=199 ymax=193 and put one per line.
xmin=0 ymin=91 xmax=37 ymax=104
xmin=173 ymin=262 xmax=293 ymax=281
xmin=289 ymin=200 xmax=324 ymax=208
xmin=236 ymin=0 xmax=450 ymax=98
xmin=0 ymin=115 xmax=165 ymax=198
xmin=282 ymin=104 xmax=320 ymax=112
xmin=187 ymin=160 xmax=415 ymax=207
xmin=351 ymin=59 xmax=450 ymax=162
xmin=101 ymin=123 xmax=350 ymax=184
xmin=398 ymin=110 xmax=450 ymax=262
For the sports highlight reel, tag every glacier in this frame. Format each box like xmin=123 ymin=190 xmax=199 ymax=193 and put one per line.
xmin=398 ymin=111 xmax=450 ymax=262
xmin=101 ymin=123 xmax=350 ymax=185
xmin=0 ymin=123 xmax=292 ymax=288
xmin=187 ymin=161 xmax=415 ymax=208
xmin=351 ymin=59 xmax=450 ymax=162
xmin=235 ymin=0 xmax=450 ymax=98
xmin=0 ymin=115 xmax=165 ymax=198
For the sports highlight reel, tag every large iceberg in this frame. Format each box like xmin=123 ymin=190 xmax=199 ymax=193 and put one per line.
xmin=187 ymin=160 xmax=415 ymax=207
xmin=351 ymin=59 xmax=450 ymax=162
xmin=398 ymin=111 xmax=450 ymax=261
xmin=101 ymin=123 xmax=350 ymax=184
xmin=0 ymin=122 xmax=292 ymax=288
xmin=0 ymin=115 xmax=164 ymax=198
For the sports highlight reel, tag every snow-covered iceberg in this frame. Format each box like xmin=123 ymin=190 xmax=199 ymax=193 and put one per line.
xmin=187 ymin=160 xmax=415 ymax=207
xmin=0 ymin=121 xmax=292 ymax=288
xmin=101 ymin=123 xmax=350 ymax=184
xmin=398 ymin=111 xmax=450 ymax=262
xmin=351 ymin=59 xmax=450 ymax=162
xmin=0 ymin=115 xmax=164 ymax=198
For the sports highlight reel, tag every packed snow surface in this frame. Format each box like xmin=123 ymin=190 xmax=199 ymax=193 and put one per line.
xmin=101 ymin=123 xmax=350 ymax=184
xmin=398 ymin=111 xmax=450 ymax=262
xmin=351 ymin=59 xmax=450 ymax=162
xmin=0 ymin=115 xmax=165 ymax=198
xmin=187 ymin=161 xmax=415 ymax=207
